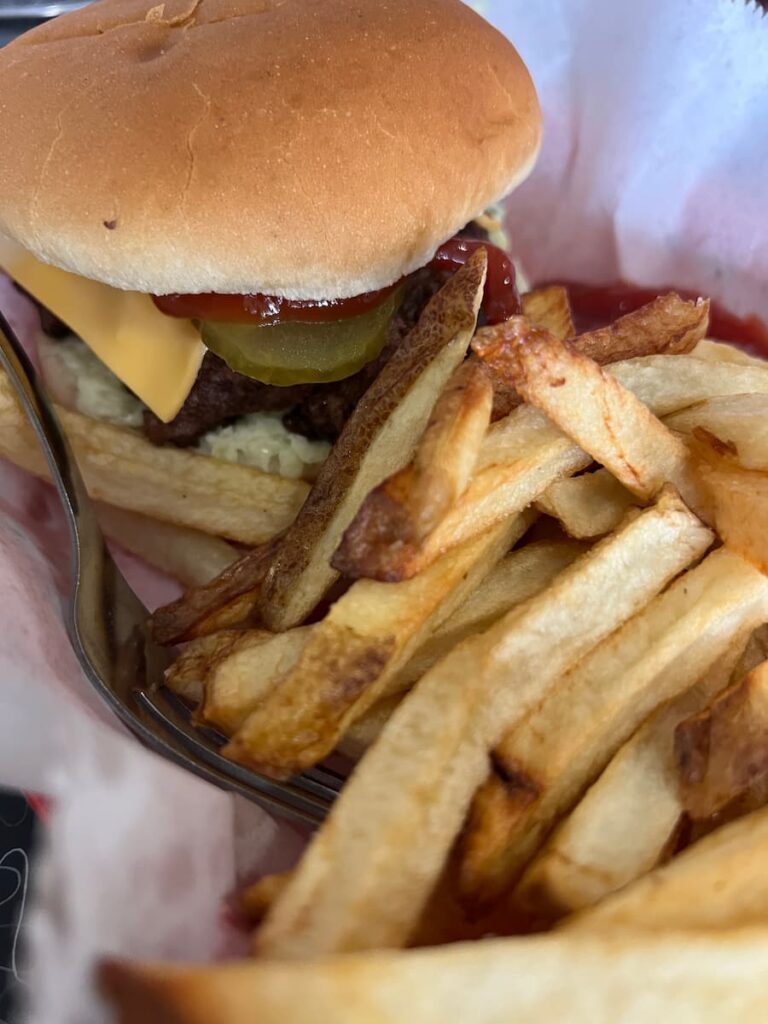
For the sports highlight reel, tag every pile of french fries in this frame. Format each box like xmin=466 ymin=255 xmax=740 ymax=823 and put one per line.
xmin=103 ymin=250 xmax=768 ymax=1021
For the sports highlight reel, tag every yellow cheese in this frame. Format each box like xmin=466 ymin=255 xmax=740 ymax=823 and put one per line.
xmin=0 ymin=238 xmax=205 ymax=422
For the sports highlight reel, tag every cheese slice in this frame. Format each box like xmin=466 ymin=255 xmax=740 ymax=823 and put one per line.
xmin=0 ymin=237 xmax=205 ymax=422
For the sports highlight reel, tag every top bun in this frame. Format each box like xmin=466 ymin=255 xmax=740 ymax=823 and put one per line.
xmin=0 ymin=0 xmax=540 ymax=298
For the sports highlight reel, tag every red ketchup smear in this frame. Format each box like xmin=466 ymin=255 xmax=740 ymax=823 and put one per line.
xmin=558 ymin=281 xmax=768 ymax=357
xmin=152 ymin=281 xmax=401 ymax=324
xmin=152 ymin=239 xmax=520 ymax=328
xmin=429 ymin=237 xmax=521 ymax=324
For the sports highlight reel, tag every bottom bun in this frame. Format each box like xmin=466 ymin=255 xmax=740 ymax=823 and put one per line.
xmin=0 ymin=369 xmax=308 ymax=546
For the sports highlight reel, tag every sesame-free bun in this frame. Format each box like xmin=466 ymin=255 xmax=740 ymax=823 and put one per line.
xmin=0 ymin=0 xmax=540 ymax=298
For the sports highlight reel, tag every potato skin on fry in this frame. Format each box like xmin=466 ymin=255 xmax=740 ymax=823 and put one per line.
xmin=488 ymin=292 xmax=708 ymax=418
xmin=675 ymin=661 xmax=768 ymax=821
xmin=259 ymin=250 xmax=487 ymax=631
xmin=333 ymin=358 xmax=493 ymax=580
xmin=150 ymin=539 xmax=280 ymax=646
xmin=473 ymin=317 xmax=700 ymax=510
xmin=571 ymin=292 xmax=708 ymax=364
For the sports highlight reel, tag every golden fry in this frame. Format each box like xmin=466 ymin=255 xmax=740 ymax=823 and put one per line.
xmin=259 ymin=251 xmax=487 ymax=630
xmin=333 ymin=358 xmax=492 ymax=579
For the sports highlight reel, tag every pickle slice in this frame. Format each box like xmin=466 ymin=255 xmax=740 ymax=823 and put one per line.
xmin=199 ymin=291 xmax=399 ymax=385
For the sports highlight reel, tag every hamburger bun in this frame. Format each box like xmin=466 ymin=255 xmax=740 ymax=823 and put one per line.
xmin=0 ymin=0 xmax=540 ymax=298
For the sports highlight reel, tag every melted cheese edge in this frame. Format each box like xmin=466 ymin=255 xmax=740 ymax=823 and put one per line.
xmin=0 ymin=238 xmax=204 ymax=422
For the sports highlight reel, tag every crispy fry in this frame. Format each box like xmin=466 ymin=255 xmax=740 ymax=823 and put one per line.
xmin=238 ymin=872 xmax=293 ymax=925
xmin=200 ymin=536 xmax=576 ymax=750
xmin=514 ymin=644 xmax=747 ymax=919
xmin=574 ymin=293 xmax=708 ymax=364
xmin=461 ymin=511 xmax=743 ymax=910
xmin=0 ymin=370 xmax=307 ymax=544
xmin=150 ymin=539 xmax=280 ymax=646
xmin=675 ymin=661 xmax=768 ymax=821
xmin=610 ymin=352 xmax=768 ymax=413
xmin=521 ymin=285 xmax=575 ymax=341
xmin=333 ymin=358 xmax=492 ymax=579
xmin=338 ymin=404 xmax=591 ymax=581
xmin=164 ymin=630 xmax=252 ymax=704
xmin=337 ymin=540 xmax=584 ymax=758
xmin=667 ymin=394 xmax=768 ymax=471
xmin=256 ymin=498 xmax=710 ymax=957
xmin=567 ymin=805 xmax=768 ymax=933
xmin=201 ymin=520 xmax=536 ymax=745
xmin=690 ymin=436 xmax=768 ymax=573
xmin=733 ymin=623 xmax=768 ymax=682
xmin=258 ymin=251 xmax=487 ymax=631
xmin=96 ymin=504 xmax=238 ymax=587
xmin=473 ymin=321 xmax=700 ymax=509
xmin=201 ymin=628 xmax=310 ymax=736
xmin=535 ymin=469 xmax=638 ymax=539
xmin=693 ymin=338 xmax=767 ymax=367
xmin=492 ymin=293 xmax=707 ymax=418
xmin=396 ymin=539 xmax=584 ymax=692
xmin=225 ymin=515 xmax=527 ymax=777
xmin=337 ymin=354 xmax=768 ymax=582
xmin=102 ymin=928 xmax=768 ymax=1024
xmin=336 ymin=694 xmax=404 ymax=760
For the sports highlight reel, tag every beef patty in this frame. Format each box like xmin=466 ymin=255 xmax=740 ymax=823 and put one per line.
xmin=143 ymin=267 xmax=447 ymax=445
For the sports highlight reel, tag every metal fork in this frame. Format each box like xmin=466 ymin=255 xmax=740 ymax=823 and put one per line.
xmin=0 ymin=310 xmax=340 ymax=825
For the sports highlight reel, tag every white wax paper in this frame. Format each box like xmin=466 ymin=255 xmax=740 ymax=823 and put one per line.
xmin=0 ymin=1 xmax=766 ymax=1021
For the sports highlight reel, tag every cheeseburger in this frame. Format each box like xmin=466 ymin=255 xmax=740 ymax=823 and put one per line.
xmin=0 ymin=0 xmax=540 ymax=542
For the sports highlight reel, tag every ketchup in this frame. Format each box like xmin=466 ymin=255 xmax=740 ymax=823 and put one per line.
xmin=560 ymin=280 xmax=768 ymax=357
xmin=429 ymin=237 xmax=521 ymax=323
xmin=152 ymin=282 xmax=401 ymax=324
xmin=152 ymin=239 xmax=520 ymax=327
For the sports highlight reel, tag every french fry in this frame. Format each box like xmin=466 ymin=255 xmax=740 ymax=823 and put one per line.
xmin=492 ymin=293 xmax=707 ymax=418
xmin=610 ymin=352 xmax=768 ymax=414
xmin=336 ymin=694 xmax=404 ymax=760
xmin=238 ymin=872 xmax=293 ymax=925
xmin=396 ymin=539 xmax=584 ymax=691
xmin=574 ymin=292 xmax=709 ymax=364
xmin=256 ymin=497 xmax=712 ymax=957
xmin=693 ymin=338 xmax=767 ymax=367
xmin=521 ymin=285 xmax=575 ymax=341
xmin=164 ymin=630 xmax=253 ymax=704
xmin=667 ymin=394 xmax=768 ymax=471
xmin=513 ymin=644 xmax=747 ymax=919
xmin=0 ymin=370 xmax=307 ymax=544
xmin=150 ymin=539 xmax=280 ymax=646
xmin=338 ymin=404 xmax=592 ymax=581
xmin=332 ymin=354 xmax=768 ymax=582
xmin=201 ymin=628 xmax=310 ymax=736
xmin=95 ymin=504 xmax=238 ymax=587
xmin=225 ymin=514 xmax=528 ymax=776
xmin=332 ymin=358 xmax=493 ymax=580
xmin=102 ymin=928 xmax=768 ymax=1024
xmin=567 ymin=804 xmax=768 ymax=933
xmin=473 ymin=321 xmax=700 ymax=509
xmin=733 ymin=623 xmax=768 ymax=681
xmin=203 ymin=538 xmax=579 ymax=748
xmin=461 ymin=516 xmax=755 ymax=910
xmin=258 ymin=251 xmax=487 ymax=631
xmin=535 ymin=469 xmax=638 ymax=539
xmin=201 ymin=520 xmax=536 ymax=745
xmin=690 ymin=434 xmax=768 ymax=573
xmin=675 ymin=661 xmax=768 ymax=821
xmin=337 ymin=540 xmax=585 ymax=758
